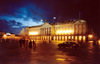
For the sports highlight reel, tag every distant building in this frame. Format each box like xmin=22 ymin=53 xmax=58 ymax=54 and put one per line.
xmin=0 ymin=32 xmax=5 ymax=38
xmin=20 ymin=20 xmax=88 ymax=42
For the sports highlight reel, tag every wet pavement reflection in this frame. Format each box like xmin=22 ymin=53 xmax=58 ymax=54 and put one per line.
xmin=0 ymin=39 xmax=100 ymax=64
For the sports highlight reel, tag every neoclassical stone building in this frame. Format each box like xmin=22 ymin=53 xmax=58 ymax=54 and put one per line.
xmin=20 ymin=19 xmax=88 ymax=42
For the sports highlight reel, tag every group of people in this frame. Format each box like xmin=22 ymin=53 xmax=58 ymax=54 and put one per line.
xmin=29 ymin=40 xmax=36 ymax=48
xmin=19 ymin=39 xmax=36 ymax=48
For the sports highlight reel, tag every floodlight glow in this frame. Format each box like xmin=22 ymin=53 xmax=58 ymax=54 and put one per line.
xmin=29 ymin=32 xmax=39 ymax=35
xmin=3 ymin=34 xmax=7 ymax=38
xmin=56 ymin=30 xmax=74 ymax=35
xmin=98 ymin=40 xmax=100 ymax=45
xmin=3 ymin=34 xmax=7 ymax=37
xmin=41 ymin=19 xmax=43 ymax=22
xmin=88 ymin=34 xmax=93 ymax=38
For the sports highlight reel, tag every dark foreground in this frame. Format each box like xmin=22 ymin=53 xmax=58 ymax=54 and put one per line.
xmin=0 ymin=39 xmax=100 ymax=64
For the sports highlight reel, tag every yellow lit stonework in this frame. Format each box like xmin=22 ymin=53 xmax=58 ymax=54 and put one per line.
xmin=98 ymin=40 xmax=100 ymax=45
xmin=59 ymin=36 xmax=61 ymax=40
xmin=62 ymin=36 xmax=64 ymax=40
xmin=68 ymin=36 xmax=71 ymax=39
xmin=54 ymin=36 xmax=56 ymax=41
xmin=65 ymin=36 xmax=67 ymax=41
xmin=20 ymin=20 xmax=87 ymax=42
xmin=75 ymin=36 xmax=78 ymax=41
xmin=57 ymin=36 xmax=58 ymax=40
xmin=72 ymin=36 xmax=74 ymax=40
xmin=29 ymin=32 xmax=39 ymax=35
xmin=83 ymin=36 xmax=86 ymax=42
xmin=56 ymin=30 xmax=74 ymax=35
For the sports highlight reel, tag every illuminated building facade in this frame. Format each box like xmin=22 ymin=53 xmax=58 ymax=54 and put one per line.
xmin=20 ymin=20 xmax=88 ymax=42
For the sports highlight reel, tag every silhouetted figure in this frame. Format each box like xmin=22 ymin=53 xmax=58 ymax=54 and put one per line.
xmin=22 ymin=39 xmax=25 ymax=47
xmin=49 ymin=40 xmax=51 ymax=43
xmin=29 ymin=40 xmax=32 ymax=48
xmin=32 ymin=40 xmax=36 ymax=48
xmin=19 ymin=39 xmax=23 ymax=47
xmin=25 ymin=39 xmax=28 ymax=48
xmin=51 ymin=37 xmax=53 ymax=40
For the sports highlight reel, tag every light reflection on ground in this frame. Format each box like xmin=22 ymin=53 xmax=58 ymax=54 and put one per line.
xmin=0 ymin=39 xmax=100 ymax=64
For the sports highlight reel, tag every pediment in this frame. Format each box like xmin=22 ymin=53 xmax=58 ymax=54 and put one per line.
xmin=41 ymin=22 xmax=52 ymax=28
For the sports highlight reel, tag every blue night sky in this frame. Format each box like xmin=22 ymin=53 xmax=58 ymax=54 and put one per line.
xmin=0 ymin=0 xmax=99 ymax=35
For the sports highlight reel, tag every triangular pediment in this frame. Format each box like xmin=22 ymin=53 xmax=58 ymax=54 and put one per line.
xmin=75 ymin=20 xmax=86 ymax=24
xmin=41 ymin=22 xmax=52 ymax=28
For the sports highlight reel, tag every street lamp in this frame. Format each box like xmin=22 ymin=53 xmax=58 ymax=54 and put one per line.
xmin=41 ymin=19 xmax=43 ymax=22
xmin=53 ymin=17 xmax=56 ymax=19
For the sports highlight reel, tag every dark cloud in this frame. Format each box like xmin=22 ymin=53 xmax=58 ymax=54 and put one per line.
xmin=0 ymin=0 xmax=24 ymax=15
xmin=0 ymin=20 xmax=10 ymax=31
xmin=0 ymin=20 xmax=24 ymax=34
xmin=0 ymin=0 xmax=99 ymax=35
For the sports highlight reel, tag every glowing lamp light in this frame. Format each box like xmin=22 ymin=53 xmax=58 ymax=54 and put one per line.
xmin=98 ymin=40 xmax=100 ymax=43
xmin=29 ymin=32 xmax=39 ymax=35
xmin=88 ymin=34 xmax=93 ymax=38
xmin=88 ymin=41 xmax=94 ymax=43
xmin=98 ymin=40 xmax=100 ymax=45
xmin=3 ymin=34 xmax=7 ymax=38
xmin=53 ymin=17 xmax=56 ymax=19
xmin=56 ymin=58 xmax=65 ymax=61
xmin=79 ymin=36 xmax=82 ymax=38
xmin=41 ymin=19 xmax=43 ymax=22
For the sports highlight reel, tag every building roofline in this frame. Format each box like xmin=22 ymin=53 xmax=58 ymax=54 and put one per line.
xmin=25 ymin=19 xmax=86 ymax=28
xmin=26 ymin=21 xmax=51 ymax=28
xmin=28 ymin=25 xmax=43 ymax=28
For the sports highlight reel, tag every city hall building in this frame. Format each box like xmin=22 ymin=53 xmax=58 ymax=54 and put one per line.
xmin=20 ymin=20 xmax=88 ymax=42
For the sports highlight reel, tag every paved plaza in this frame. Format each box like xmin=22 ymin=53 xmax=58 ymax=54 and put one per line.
xmin=0 ymin=39 xmax=100 ymax=64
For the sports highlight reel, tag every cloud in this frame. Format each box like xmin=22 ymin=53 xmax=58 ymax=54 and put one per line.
xmin=0 ymin=3 xmax=46 ymax=34
xmin=0 ymin=19 xmax=24 ymax=34
xmin=0 ymin=3 xmax=48 ymax=26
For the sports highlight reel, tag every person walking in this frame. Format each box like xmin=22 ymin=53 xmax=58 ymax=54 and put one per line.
xmin=29 ymin=40 xmax=32 ymax=48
